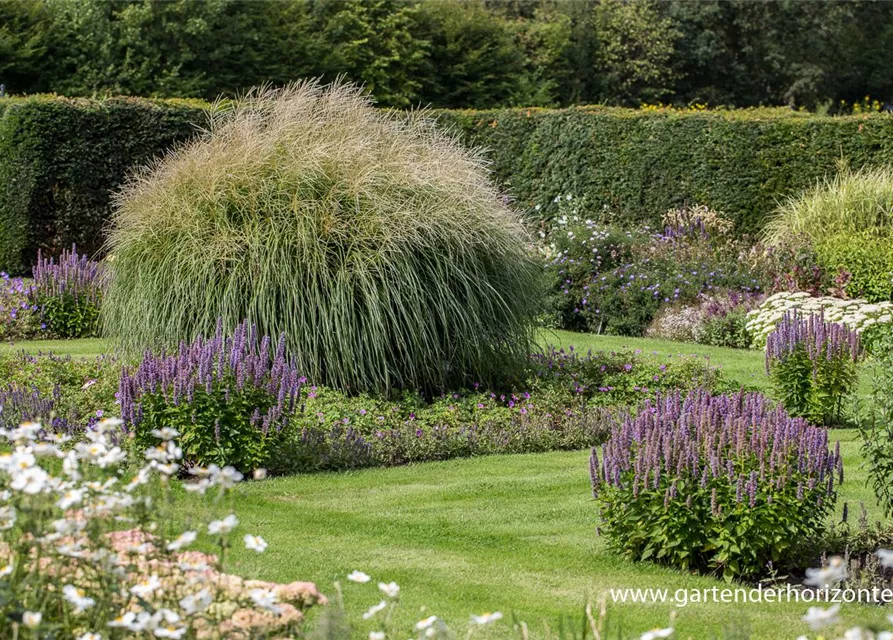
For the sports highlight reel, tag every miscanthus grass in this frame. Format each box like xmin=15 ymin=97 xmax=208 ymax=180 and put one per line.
xmin=103 ymin=80 xmax=540 ymax=395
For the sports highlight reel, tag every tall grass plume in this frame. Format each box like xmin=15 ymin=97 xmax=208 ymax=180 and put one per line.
xmin=103 ymin=81 xmax=540 ymax=394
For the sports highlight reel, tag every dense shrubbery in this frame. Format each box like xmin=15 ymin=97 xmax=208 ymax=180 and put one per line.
xmin=103 ymin=82 xmax=540 ymax=395
xmin=442 ymin=108 xmax=893 ymax=233
xmin=766 ymin=167 xmax=893 ymax=303
xmin=9 ymin=0 xmax=893 ymax=112
xmin=591 ymin=390 xmax=842 ymax=581
xmin=0 ymin=96 xmax=204 ymax=273
xmin=7 ymin=98 xmax=893 ymax=276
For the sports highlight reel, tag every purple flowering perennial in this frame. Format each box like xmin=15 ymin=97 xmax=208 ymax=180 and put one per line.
xmin=31 ymin=245 xmax=104 ymax=304
xmin=119 ymin=320 xmax=303 ymax=435
xmin=765 ymin=310 xmax=861 ymax=375
xmin=590 ymin=389 xmax=841 ymax=509
xmin=0 ymin=385 xmax=69 ymax=434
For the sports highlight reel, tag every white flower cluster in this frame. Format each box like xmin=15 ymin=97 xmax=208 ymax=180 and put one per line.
xmin=746 ymin=292 xmax=893 ymax=347
xmin=0 ymin=419 xmax=323 ymax=639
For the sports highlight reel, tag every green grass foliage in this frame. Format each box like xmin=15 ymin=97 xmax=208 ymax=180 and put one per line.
xmin=103 ymin=81 xmax=540 ymax=394
xmin=765 ymin=166 xmax=893 ymax=301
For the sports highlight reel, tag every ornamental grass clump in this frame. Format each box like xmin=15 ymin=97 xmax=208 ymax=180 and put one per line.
xmin=766 ymin=311 xmax=862 ymax=426
xmin=30 ymin=245 xmax=104 ymax=338
xmin=103 ymin=80 xmax=540 ymax=394
xmin=119 ymin=320 xmax=303 ymax=471
xmin=590 ymin=390 xmax=842 ymax=580
xmin=764 ymin=166 xmax=893 ymax=302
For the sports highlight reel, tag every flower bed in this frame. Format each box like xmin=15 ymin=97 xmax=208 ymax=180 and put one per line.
xmin=0 ymin=329 xmax=736 ymax=475
xmin=545 ymin=203 xmax=766 ymax=339
xmin=0 ymin=419 xmax=325 ymax=639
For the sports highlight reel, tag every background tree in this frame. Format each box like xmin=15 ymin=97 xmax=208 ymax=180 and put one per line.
xmin=0 ymin=0 xmax=52 ymax=94
xmin=592 ymin=0 xmax=680 ymax=106
xmin=414 ymin=1 xmax=533 ymax=109
xmin=43 ymin=0 xmax=315 ymax=99
xmin=306 ymin=0 xmax=428 ymax=108
xmin=3 ymin=0 xmax=893 ymax=111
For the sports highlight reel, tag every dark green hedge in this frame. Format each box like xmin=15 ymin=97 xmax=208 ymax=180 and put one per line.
xmin=0 ymin=96 xmax=206 ymax=273
xmin=2 ymin=98 xmax=893 ymax=273
xmin=436 ymin=106 xmax=893 ymax=233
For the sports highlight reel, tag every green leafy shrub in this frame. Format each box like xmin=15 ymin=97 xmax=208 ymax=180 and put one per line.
xmin=439 ymin=107 xmax=893 ymax=233
xmin=766 ymin=311 xmax=862 ymax=426
xmin=591 ymin=390 xmax=842 ymax=581
xmin=7 ymin=99 xmax=893 ymax=270
xmin=699 ymin=306 xmax=752 ymax=349
xmin=765 ymin=166 xmax=893 ymax=302
xmin=859 ymin=325 xmax=893 ymax=517
xmin=104 ymin=81 xmax=540 ymax=394
xmin=0 ymin=95 xmax=204 ymax=273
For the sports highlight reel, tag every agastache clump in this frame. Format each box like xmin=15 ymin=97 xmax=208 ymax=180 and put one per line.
xmin=766 ymin=310 xmax=861 ymax=373
xmin=590 ymin=389 xmax=841 ymax=580
xmin=29 ymin=245 xmax=104 ymax=338
xmin=31 ymin=245 xmax=104 ymax=304
xmin=120 ymin=320 xmax=303 ymax=471
xmin=765 ymin=311 xmax=862 ymax=425
xmin=0 ymin=385 xmax=69 ymax=433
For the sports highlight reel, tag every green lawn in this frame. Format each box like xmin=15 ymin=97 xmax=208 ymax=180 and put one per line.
xmin=183 ymin=430 xmax=885 ymax=640
xmin=6 ymin=332 xmax=888 ymax=638
xmin=0 ymin=337 xmax=110 ymax=358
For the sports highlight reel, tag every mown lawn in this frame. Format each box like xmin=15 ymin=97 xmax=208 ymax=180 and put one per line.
xmin=6 ymin=332 xmax=887 ymax=638
xmin=0 ymin=337 xmax=110 ymax=358
xmin=178 ymin=430 xmax=885 ymax=640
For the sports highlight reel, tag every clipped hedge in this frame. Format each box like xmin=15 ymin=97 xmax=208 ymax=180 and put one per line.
xmin=3 ymin=97 xmax=893 ymax=272
xmin=437 ymin=106 xmax=893 ymax=233
xmin=0 ymin=96 xmax=206 ymax=273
